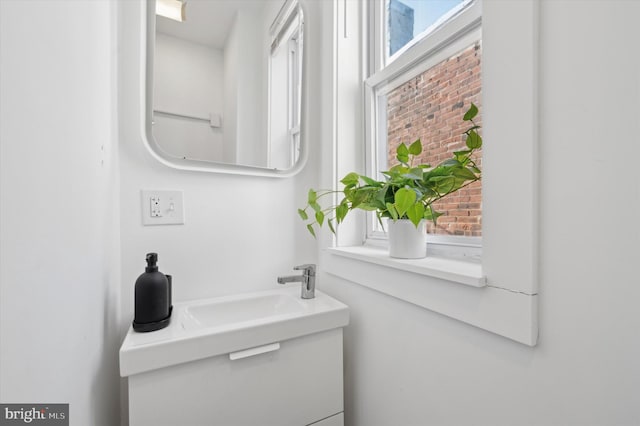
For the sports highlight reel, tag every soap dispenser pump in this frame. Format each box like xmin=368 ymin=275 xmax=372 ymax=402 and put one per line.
xmin=133 ymin=253 xmax=172 ymax=332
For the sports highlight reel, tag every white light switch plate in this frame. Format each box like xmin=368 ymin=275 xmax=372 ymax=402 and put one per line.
xmin=141 ymin=190 xmax=185 ymax=225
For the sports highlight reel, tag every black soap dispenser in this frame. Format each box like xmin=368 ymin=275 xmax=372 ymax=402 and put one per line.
xmin=133 ymin=253 xmax=172 ymax=332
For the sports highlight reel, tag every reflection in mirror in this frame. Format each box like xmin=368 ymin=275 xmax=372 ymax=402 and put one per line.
xmin=146 ymin=0 xmax=304 ymax=174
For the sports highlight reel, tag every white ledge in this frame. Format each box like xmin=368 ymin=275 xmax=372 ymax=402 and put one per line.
xmin=322 ymin=246 xmax=538 ymax=346
xmin=326 ymin=246 xmax=486 ymax=288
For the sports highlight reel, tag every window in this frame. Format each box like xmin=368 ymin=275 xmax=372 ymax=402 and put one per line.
xmin=365 ymin=0 xmax=482 ymax=259
xmin=288 ymin=36 xmax=301 ymax=165
xmin=268 ymin=1 xmax=303 ymax=169
xmin=325 ymin=0 xmax=538 ymax=345
xmin=386 ymin=0 xmax=472 ymax=63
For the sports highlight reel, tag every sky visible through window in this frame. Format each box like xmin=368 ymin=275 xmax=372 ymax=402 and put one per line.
xmin=388 ymin=0 xmax=465 ymax=57
xmin=403 ymin=0 xmax=464 ymax=36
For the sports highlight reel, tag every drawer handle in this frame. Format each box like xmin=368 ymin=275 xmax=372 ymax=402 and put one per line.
xmin=229 ymin=343 xmax=280 ymax=361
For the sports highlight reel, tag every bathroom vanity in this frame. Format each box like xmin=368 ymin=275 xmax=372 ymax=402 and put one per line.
xmin=120 ymin=287 xmax=349 ymax=426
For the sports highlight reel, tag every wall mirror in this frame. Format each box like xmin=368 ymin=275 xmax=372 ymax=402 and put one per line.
xmin=144 ymin=0 xmax=306 ymax=176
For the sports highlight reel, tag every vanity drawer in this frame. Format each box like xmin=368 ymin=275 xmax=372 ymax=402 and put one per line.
xmin=128 ymin=328 xmax=344 ymax=426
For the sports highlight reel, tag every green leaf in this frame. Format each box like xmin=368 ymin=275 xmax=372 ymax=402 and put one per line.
xmin=315 ymin=210 xmax=325 ymax=227
xmin=335 ymin=202 xmax=349 ymax=223
xmin=343 ymin=186 xmax=354 ymax=200
xmin=310 ymin=201 xmax=322 ymax=213
xmin=440 ymin=158 xmax=461 ymax=167
xmin=406 ymin=203 xmax=425 ymax=227
xmin=396 ymin=143 xmax=409 ymax=164
xmin=386 ymin=203 xmax=398 ymax=220
xmin=408 ymin=139 xmax=422 ymax=155
xmin=298 ymin=208 xmax=308 ymax=221
xmin=357 ymin=203 xmax=379 ymax=211
xmin=455 ymin=152 xmax=471 ymax=165
xmin=375 ymin=187 xmax=389 ymax=204
xmin=372 ymin=200 xmax=387 ymax=211
xmin=308 ymin=189 xmax=317 ymax=204
xmin=393 ymin=187 xmax=416 ymax=217
xmin=466 ymin=129 xmax=482 ymax=149
xmin=412 ymin=186 xmax=424 ymax=200
xmin=419 ymin=186 xmax=437 ymax=198
xmin=452 ymin=166 xmax=479 ymax=180
xmin=306 ymin=224 xmax=316 ymax=238
xmin=388 ymin=164 xmax=409 ymax=175
xmin=453 ymin=149 xmax=471 ymax=163
xmin=425 ymin=164 xmax=451 ymax=177
xmin=327 ymin=219 xmax=336 ymax=234
xmin=340 ymin=172 xmax=360 ymax=187
xmin=424 ymin=207 xmax=444 ymax=224
xmin=432 ymin=176 xmax=456 ymax=194
xmin=403 ymin=167 xmax=424 ymax=180
xmin=469 ymin=165 xmax=481 ymax=174
xmin=359 ymin=174 xmax=382 ymax=187
xmin=463 ymin=103 xmax=478 ymax=121
xmin=351 ymin=190 xmax=368 ymax=209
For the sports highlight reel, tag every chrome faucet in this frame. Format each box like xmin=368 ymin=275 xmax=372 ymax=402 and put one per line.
xmin=277 ymin=264 xmax=316 ymax=299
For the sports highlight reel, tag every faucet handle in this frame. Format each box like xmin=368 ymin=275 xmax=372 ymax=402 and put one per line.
xmin=294 ymin=264 xmax=316 ymax=275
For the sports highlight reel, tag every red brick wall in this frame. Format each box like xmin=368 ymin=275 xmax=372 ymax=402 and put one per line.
xmin=386 ymin=42 xmax=482 ymax=236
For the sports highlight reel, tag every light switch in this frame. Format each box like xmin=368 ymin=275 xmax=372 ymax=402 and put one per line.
xmin=141 ymin=190 xmax=184 ymax=225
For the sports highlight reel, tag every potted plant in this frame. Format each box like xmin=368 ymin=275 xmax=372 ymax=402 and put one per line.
xmin=298 ymin=103 xmax=482 ymax=259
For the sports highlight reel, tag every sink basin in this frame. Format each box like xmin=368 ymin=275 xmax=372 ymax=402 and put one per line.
xmin=181 ymin=292 xmax=307 ymax=330
xmin=120 ymin=286 xmax=349 ymax=377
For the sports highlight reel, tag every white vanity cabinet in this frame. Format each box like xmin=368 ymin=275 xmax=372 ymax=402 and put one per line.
xmin=120 ymin=288 xmax=349 ymax=426
xmin=127 ymin=329 xmax=344 ymax=425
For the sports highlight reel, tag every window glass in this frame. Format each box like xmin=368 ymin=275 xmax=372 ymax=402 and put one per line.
xmin=366 ymin=0 xmax=481 ymax=247
xmin=383 ymin=42 xmax=482 ymax=236
xmin=387 ymin=0 xmax=467 ymax=60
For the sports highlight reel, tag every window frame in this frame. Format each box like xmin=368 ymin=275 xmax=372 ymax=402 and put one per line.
xmin=287 ymin=29 xmax=302 ymax=166
xmin=322 ymin=0 xmax=539 ymax=346
xmin=364 ymin=0 xmax=483 ymax=255
xmin=267 ymin=0 xmax=304 ymax=169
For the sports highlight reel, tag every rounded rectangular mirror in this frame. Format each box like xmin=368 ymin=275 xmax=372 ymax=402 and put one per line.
xmin=143 ymin=0 xmax=306 ymax=176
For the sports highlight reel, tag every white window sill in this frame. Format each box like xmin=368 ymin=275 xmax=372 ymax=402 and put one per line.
xmin=326 ymin=246 xmax=485 ymax=287
xmin=322 ymin=245 xmax=538 ymax=346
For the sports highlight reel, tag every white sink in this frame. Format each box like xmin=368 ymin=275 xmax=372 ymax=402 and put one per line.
xmin=181 ymin=292 xmax=307 ymax=330
xmin=119 ymin=286 xmax=349 ymax=377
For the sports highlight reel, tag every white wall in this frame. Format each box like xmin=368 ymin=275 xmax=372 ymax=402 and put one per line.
xmin=153 ymin=33 xmax=224 ymax=162
xmin=269 ymin=41 xmax=290 ymax=168
xmin=222 ymin=6 xmax=268 ymax=167
xmin=269 ymin=24 xmax=293 ymax=170
xmin=0 ymin=1 xmax=121 ymax=425
xmin=223 ymin=14 xmax=240 ymax=164
xmin=317 ymin=1 xmax=640 ymax=425
xmin=118 ymin=0 xmax=320 ymax=422
xmin=265 ymin=0 xmax=290 ymax=170
xmin=234 ymin=7 xmax=268 ymax=167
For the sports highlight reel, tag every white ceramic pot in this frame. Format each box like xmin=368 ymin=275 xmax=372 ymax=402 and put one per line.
xmin=388 ymin=219 xmax=427 ymax=259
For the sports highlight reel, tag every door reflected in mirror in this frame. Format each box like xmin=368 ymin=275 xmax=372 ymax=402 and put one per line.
xmin=148 ymin=0 xmax=304 ymax=172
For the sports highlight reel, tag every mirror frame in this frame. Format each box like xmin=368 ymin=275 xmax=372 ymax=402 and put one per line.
xmin=141 ymin=0 xmax=308 ymax=177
